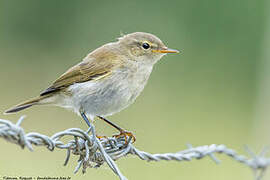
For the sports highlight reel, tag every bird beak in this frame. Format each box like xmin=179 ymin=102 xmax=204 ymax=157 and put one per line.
xmin=152 ymin=47 xmax=180 ymax=54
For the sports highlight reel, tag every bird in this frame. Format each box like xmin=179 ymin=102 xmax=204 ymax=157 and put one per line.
xmin=5 ymin=32 xmax=179 ymax=142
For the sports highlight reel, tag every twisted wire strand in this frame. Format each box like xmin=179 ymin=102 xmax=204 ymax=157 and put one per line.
xmin=0 ymin=117 xmax=269 ymax=180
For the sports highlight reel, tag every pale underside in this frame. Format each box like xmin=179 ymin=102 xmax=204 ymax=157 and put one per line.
xmin=48 ymin=63 xmax=153 ymax=120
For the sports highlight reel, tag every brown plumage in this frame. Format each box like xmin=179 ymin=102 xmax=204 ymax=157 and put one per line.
xmin=41 ymin=46 xmax=122 ymax=95
xmin=6 ymin=45 xmax=122 ymax=113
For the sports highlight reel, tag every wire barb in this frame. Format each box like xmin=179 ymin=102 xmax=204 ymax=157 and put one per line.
xmin=0 ymin=117 xmax=270 ymax=180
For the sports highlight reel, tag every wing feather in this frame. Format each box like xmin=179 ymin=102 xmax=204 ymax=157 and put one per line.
xmin=41 ymin=49 xmax=121 ymax=96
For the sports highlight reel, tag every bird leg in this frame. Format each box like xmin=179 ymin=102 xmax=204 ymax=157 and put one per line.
xmin=80 ymin=111 xmax=107 ymax=139
xmin=97 ymin=116 xmax=136 ymax=143
xmin=80 ymin=111 xmax=91 ymax=127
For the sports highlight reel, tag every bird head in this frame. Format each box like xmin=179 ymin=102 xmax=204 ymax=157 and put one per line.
xmin=118 ymin=32 xmax=179 ymax=65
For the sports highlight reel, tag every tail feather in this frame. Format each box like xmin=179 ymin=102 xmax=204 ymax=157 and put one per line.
xmin=4 ymin=95 xmax=52 ymax=114
xmin=5 ymin=104 xmax=34 ymax=114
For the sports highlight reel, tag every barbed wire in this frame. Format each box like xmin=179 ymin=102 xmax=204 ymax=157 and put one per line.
xmin=0 ymin=116 xmax=269 ymax=180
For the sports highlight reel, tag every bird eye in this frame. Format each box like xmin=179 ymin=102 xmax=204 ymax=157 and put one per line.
xmin=142 ymin=42 xmax=150 ymax=49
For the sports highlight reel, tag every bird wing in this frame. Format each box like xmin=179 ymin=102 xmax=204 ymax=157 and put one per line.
xmin=40 ymin=51 xmax=121 ymax=96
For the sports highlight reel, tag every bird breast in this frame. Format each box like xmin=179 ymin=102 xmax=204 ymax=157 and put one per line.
xmin=65 ymin=62 xmax=153 ymax=117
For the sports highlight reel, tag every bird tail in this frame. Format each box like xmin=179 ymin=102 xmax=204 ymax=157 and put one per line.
xmin=4 ymin=95 xmax=53 ymax=114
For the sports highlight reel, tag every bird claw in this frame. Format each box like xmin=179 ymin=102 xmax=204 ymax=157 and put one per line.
xmin=113 ymin=130 xmax=136 ymax=144
xmin=96 ymin=135 xmax=108 ymax=140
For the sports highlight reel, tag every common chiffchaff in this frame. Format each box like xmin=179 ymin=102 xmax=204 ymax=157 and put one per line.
xmin=5 ymin=32 xmax=179 ymax=141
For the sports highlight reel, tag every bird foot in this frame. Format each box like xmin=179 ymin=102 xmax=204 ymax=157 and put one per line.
xmin=113 ymin=130 xmax=136 ymax=144
xmin=96 ymin=135 xmax=108 ymax=140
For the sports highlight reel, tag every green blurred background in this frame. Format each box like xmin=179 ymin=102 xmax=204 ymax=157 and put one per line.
xmin=0 ymin=0 xmax=269 ymax=179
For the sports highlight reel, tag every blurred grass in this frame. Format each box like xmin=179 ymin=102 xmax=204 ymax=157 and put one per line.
xmin=0 ymin=0 xmax=268 ymax=179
